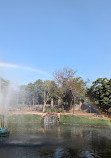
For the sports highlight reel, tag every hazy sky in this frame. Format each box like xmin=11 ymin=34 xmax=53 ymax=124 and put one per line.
xmin=0 ymin=0 xmax=111 ymax=84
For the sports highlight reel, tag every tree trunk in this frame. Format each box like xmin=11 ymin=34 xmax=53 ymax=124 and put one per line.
xmin=70 ymin=100 xmax=73 ymax=112
xmin=51 ymin=98 xmax=54 ymax=109
xmin=62 ymin=104 xmax=64 ymax=113
xmin=43 ymin=102 xmax=45 ymax=113
xmin=43 ymin=91 xmax=46 ymax=113
xmin=33 ymin=96 xmax=35 ymax=106
xmin=73 ymin=97 xmax=75 ymax=114
xmin=79 ymin=100 xmax=82 ymax=111
xmin=58 ymin=97 xmax=61 ymax=106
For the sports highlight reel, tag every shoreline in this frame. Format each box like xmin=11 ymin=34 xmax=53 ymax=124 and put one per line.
xmin=61 ymin=122 xmax=109 ymax=128
xmin=8 ymin=112 xmax=110 ymax=128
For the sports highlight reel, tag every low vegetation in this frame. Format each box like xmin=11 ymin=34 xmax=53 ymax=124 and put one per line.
xmin=45 ymin=108 xmax=63 ymax=113
xmin=60 ymin=115 xmax=107 ymax=127
xmin=8 ymin=114 xmax=42 ymax=123
xmin=87 ymin=78 xmax=111 ymax=114
xmin=8 ymin=113 xmax=110 ymax=127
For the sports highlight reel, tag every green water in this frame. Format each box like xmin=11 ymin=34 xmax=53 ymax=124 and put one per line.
xmin=0 ymin=123 xmax=111 ymax=158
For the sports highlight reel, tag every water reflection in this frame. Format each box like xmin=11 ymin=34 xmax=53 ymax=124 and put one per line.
xmin=0 ymin=123 xmax=111 ymax=158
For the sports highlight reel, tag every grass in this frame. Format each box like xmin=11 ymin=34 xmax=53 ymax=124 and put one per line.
xmin=60 ymin=114 xmax=107 ymax=127
xmin=8 ymin=113 xmax=108 ymax=127
xmin=8 ymin=114 xmax=42 ymax=123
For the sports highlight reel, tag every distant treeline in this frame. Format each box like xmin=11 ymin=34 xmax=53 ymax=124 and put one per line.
xmin=0 ymin=68 xmax=111 ymax=113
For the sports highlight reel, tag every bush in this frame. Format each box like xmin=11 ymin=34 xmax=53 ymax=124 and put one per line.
xmin=46 ymin=108 xmax=62 ymax=113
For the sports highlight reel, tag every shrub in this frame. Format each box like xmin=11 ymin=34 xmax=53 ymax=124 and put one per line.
xmin=46 ymin=108 xmax=62 ymax=113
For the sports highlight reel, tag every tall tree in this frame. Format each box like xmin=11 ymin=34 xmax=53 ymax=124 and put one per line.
xmin=34 ymin=79 xmax=44 ymax=104
xmin=54 ymin=67 xmax=86 ymax=113
xmin=25 ymin=83 xmax=35 ymax=107
xmin=87 ymin=78 xmax=111 ymax=113
xmin=43 ymin=80 xmax=59 ymax=112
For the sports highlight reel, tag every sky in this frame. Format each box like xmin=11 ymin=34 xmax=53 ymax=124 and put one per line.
xmin=0 ymin=0 xmax=111 ymax=85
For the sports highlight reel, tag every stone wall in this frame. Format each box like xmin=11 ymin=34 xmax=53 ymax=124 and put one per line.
xmin=41 ymin=113 xmax=59 ymax=128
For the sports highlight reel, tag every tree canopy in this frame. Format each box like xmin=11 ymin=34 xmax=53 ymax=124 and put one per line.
xmin=87 ymin=78 xmax=111 ymax=112
xmin=54 ymin=67 xmax=87 ymax=112
xmin=1 ymin=68 xmax=110 ymax=114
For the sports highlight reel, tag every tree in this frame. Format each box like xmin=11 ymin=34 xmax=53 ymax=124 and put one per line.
xmin=43 ymin=80 xmax=59 ymax=112
xmin=54 ymin=67 xmax=86 ymax=113
xmin=18 ymin=85 xmax=26 ymax=105
xmin=87 ymin=78 xmax=111 ymax=113
xmin=43 ymin=80 xmax=50 ymax=112
xmin=25 ymin=83 xmax=35 ymax=108
xmin=33 ymin=79 xmax=44 ymax=104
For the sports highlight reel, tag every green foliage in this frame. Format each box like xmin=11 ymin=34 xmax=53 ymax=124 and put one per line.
xmin=54 ymin=67 xmax=87 ymax=111
xmin=34 ymin=79 xmax=44 ymax=104
xmin=87 ymin=78 xmax=111 ymax=111
xmin=44 ymin=80 xmax=59 ymax=103
xmin=18 ymin=79 xmax=44 ymax=105
xmin=46 ymin=108 xmax=62 ymax=113
xmin=19 ymin=79 xmax=59 ymax=107
xmin=14 ymin=68 xmax=87 ymax=112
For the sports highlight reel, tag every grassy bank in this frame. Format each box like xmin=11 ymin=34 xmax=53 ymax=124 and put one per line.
xmin=60 ymin=114 xmax=108 ymax=127
xmin=8 ymin=114 xmax=42 ymax=123
xmin=8 ymin=113 xmax=109 ymax=127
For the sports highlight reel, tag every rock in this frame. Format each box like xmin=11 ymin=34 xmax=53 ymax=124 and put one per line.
xmin=41 ymin=113 xmax=59 ymax=128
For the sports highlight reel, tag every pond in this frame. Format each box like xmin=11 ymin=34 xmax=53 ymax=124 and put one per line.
xmin=0 ymin=123 xmax=111 ymax=158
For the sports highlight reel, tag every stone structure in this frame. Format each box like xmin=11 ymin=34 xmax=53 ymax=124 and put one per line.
xmin=41 ymin=113 xmax=59 ymax=128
